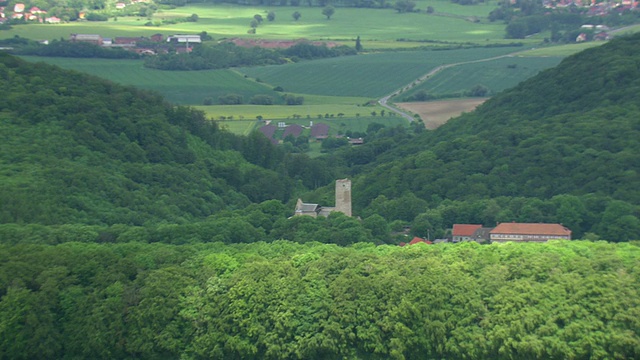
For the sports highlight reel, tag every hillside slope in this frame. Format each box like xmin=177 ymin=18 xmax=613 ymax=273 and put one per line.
xmin=0 ymin=53 xmax=328 ymax=225
xmin=344 ymin=33 xmax=640 ymax=240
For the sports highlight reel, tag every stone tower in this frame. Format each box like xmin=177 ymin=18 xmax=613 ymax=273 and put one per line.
xmin=334 ymin=179 xmax=352 ymax=217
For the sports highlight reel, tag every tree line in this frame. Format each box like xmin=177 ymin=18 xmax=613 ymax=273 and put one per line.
xmin=145 ymin=42 xmax=357 ymax=71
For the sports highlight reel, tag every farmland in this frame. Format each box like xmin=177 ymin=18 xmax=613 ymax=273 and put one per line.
xmin=396 ymin=98 xmax=488 ymax=129
xmin=399 ymin=55 xmax=564 ymax=99
xmin=19 ymin=56 xmax=281 ymax=105
xmin=7 ymin=1 xmax=620 ymax=136
xmin=237 ymin=46 xmax=527 ymax=98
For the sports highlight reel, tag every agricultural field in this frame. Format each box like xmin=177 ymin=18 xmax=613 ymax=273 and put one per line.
xmin=399 ymin=55 xmax=564 ymax=99
xmin=19 ymin=56 xmax=281 ymax=105
xmin=8 ymin=1 xmax=621 ymax=136
xmin=237 ymin=46 xmax=527 ymax=98
xmin=518 ymin=42 xmax=605 ymax=57
xmin=216 ymin=120 xmax=260 ymax=136
xmin=396 ymin=98 xmax=488 ymax=129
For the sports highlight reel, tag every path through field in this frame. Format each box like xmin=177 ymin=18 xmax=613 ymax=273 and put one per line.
xmin=377 ymin=51 xmax=525 ymax=123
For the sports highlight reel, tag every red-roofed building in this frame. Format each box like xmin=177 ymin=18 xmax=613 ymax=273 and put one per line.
xmin=399 ymin=237 xmax=432 ymax=246
xmin=490 ymin=223 xmax=571 ymax=242
xmin=452 ymin=224 xmax=482 ymax=242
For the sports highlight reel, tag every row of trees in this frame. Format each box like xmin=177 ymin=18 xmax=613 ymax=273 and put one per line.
xmin=143 ymin=42 xmax=356 ymax=70
xmin=1 ymin=240 xmax=638 ymax=359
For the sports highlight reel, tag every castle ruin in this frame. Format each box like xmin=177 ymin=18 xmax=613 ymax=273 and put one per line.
xmin=294 ymin=179 xmax=352 ymax=217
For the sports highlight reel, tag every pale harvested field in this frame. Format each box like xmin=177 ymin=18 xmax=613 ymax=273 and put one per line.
xmin=396 ymin=98 xmax=489 ymax=129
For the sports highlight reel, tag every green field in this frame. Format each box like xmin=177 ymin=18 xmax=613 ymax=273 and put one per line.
xmin=238 ymin=46 xmax=526 ymax=98
xmin=0 ymin=2 xmax=528 ymax=49
xmin=20 ymin=56 xmax=281 ymax=105
xmin=216 ymin=120 xmax=260 ymax=135
xmin=195 ymin=101 xmax=379 ymax=121
xmin=400 ymin=55 xmax=564 ymax=99
xmin=22 ymin=46 xmax=532 ymax=105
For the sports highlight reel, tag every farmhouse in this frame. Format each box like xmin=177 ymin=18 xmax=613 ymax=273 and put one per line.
xmin=490 ymin=222 xmax=571 ymax=242
xmin=295 ymin=179 xmax=352 ymax=218
xmin=452 ymin=224 xmax=491 ymax=242
xmin=167 ymin=35 xmax=202 ymax=44
xmin=114 ymin=37 xmax=146 ymax=45
xmin=399 ymin=237 xmax=432 ymax=246
xmin=70 ymin=34 xmax=102 ymax=45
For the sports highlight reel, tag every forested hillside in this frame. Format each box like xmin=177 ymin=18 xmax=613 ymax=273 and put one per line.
xmin=1 ymin=240 xmax=638 ymax=359
xmin=333 ymin=33 xmax=640 ymax=241
xmin=0 ymin=53 xmax=337 ymax=225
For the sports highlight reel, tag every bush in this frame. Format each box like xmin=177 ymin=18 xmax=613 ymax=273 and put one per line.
xmin=283 ymin=94 xmax=304 ymax=105
xmin=85 ymin=13 xmax=109 ymax=21
xmin=218 ymin=93 xmax=244 ymax=105
xmin=250 ymin=95 xmax=275 ymax=105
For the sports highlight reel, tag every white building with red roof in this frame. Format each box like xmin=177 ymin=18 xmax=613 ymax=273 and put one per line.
xmin=452 ymin=224 xmax=483 ymax=242
xmin=490 ymin=223 xmax=571 ymax=242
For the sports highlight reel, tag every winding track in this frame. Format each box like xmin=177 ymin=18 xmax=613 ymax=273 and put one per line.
xmin=377 ymin=52 xmax=523 ymax=122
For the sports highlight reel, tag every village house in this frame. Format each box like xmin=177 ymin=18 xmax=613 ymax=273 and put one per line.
xmin=167 ymin=34 xmax=202 ymax=44
xmin=399 ymin=237 xmax=432 ymax=247
xmin=451 ymin=224 xmax=491 ymax=242
xmin=490 ymin=222 xmax=571 ymax=242
xmin=70 ymin=34 xmax=102 ymax=45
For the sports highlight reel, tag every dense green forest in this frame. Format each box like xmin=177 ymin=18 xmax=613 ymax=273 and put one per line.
xmin=2 ymin=27 xmax=640 ymax=360
xmin=1 ymin=240 xmax=639 ymax=359
xmin=0 ymin=52 xmax=339 ymax=225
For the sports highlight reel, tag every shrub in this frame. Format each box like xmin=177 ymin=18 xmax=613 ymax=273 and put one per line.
xmin=218 ymin=93 xmax=244 ymax=105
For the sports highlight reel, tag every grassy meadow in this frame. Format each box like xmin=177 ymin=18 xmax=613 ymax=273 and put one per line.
xmin=0 ymin=2 xmax=529 ymax=49
xmin=195 ymin=101 xmax=379 ymax=121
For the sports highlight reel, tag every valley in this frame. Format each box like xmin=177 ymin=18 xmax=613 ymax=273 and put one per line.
xmin=1 ymin=1 xmax=640 ymax=358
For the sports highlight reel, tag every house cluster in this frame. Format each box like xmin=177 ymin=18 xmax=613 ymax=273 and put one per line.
xmin=0 ymin=4 xmax=60 ymax=24
xmin=576 ymin=24 xmax=611 ymax=41
xmin=68 ymin=33 xmax=201 ymax=54
xmin=452 ymin=223 xmax=571 ymax=243
xmin=401 ymin=222 xmax=571 ymax=247
xmin=0 ymin=0 xmax=152 ymax=23
xmin=259 ymin=121 xmax=364 ymax=146
xmin=542 ymin=0 xmax=637 ymax=11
